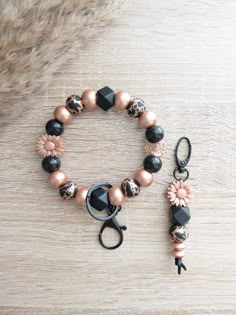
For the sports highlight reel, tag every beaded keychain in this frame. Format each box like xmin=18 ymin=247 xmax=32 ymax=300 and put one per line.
xmin=37 ymin=86 xmax=166 ymax=249
xmin=167 ymin=137 xmax=192 ymax=274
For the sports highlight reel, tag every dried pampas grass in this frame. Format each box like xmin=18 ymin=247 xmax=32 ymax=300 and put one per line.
xmin=0 ymin=0 xmax=124 ymax=120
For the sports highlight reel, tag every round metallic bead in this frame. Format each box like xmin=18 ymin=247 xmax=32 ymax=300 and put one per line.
xmin=172 ymin=242 xmax=186 ymax=250
xmin=134 ymin=168 xmax=153 ymax=187
xmin=121 ymin=178 xmax=140 ymax=198
xmin=81 ymin=89 xmax=97 ymax=111
xmin=48 ymin=170 xmax=68 ymax=188
xmin=127 ymin=98 xmax=146 ymax=118
xmin=169 ymin=225 xmax=189 ymax=243
xmin=114 ymin=91 xmax=131 ymax=111
xmin=66 ymin=95 xmax=84 ymax=114
xmin=75 ymin=187 xmax=89 ymax=206
xmin=54 ymin=105 xmax=72 ymax=124
xmin=138 ymin=110 xmax=157 ymax=128
xmin=108 ymin=186 xmax=125 ymax=206
xmin=172 ymin=249 xmax=185 ymax=258
xmin=59 ymin=181 xmax=78 ymax=200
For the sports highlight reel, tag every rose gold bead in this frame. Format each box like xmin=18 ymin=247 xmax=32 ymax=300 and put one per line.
xmin=172 ymin=242 xmax=186 ymax=250
xmin=134 ymin=168 xmax=153 ymax=187
xmin=54 ymin=105 xmax=72 ymax=124
xmin=108 ymin=186 xmax=125 ymax=206
xmin=81 ymin=89 xmax=97 ymax=110
xmin=138 ymin=110 xmax=157 ymax=128
xmin=114 ymin=91 xmax=131 ymax=111
xmin=172 ymin=250 xmax=185 ymax=258
xmin=48 ymin=170 xmax=68 ymax=188
xmin=75 ymin=187 xmax=89 ymax=206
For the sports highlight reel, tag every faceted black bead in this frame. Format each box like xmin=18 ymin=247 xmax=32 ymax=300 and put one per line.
xmin=42 ymin=155 xmax=61 ymax=173
xmin=143 ymin=155 xmax=162 ymax=173
xmin=90 ymin=187 xmax=109 ymax=211
xmin=46 ymin=119 xmax=64 ymax=136
xmin=96 ymin=86 xmax=115 ymax=111
xmin=170 ymin=205 xmax=191 ymax=226
xmin=145 ymin=125 xmax=164 ymax=143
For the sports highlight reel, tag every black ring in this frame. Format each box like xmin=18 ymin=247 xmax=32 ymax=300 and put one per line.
xmin=86 ymin=182 xmax=119 ymax=221
xmin=173 ymin=167 xmax=189 ymax=181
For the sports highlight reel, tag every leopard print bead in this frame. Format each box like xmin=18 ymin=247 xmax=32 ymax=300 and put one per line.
xmin=121 ymin=178 xmax=140 ymax=198
xmin=66 ymin=95 xmax=84 ymax=114
xmin=169 ymin=225 xmax=189 ymax=243
xmin=127 ymin=98 xmax=146 ymax=118
xmin=59 ymin=181 xmax=78 ymax=200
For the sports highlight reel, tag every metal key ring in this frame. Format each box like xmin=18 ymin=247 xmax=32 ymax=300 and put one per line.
xmin=86 ymin=182 xmax=120 ymax=221
xmin=173 ymin=167 xmax=189 ymax=181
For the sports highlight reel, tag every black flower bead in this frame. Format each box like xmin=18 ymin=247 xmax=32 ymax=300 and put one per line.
xmin=59 ymin=181 xmax=78 ymax=200
xmin=169 ymin=225 xmax=189 ymax=243
xmin=66 ymin=95 xmax=84 ymax=114
xmin=143 ymin=155 xmax=162 ymax=173
xmin=46 ymin=119 xmax=64 ymax=136
xmin=96 ymin=86 xmax=115 ymax=111
xmin=121 ymin=178 xmax=140 ymax=198
xmin=127 ymin=98 xmax=146 ymax=118
xmin=170 ymin=205 xmax=191 ymax=226
xmin=145 ymin=125 xmax=164 ymax=143
xmin=42 ymin=155 xmax=61 ymax=173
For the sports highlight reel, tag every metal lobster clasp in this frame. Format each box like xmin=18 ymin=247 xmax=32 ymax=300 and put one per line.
xmin=99 ymin=205 xmax=127 ymax=250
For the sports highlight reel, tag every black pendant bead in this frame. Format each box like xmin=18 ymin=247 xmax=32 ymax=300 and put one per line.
xmin=96 ymin=86 xmax=115 ymax=111
xmin=46 ymin=119 xmax=64 ymax=136
xmin=66 ymin=95 xmax=84 ymax=114
xmin=90 ymin=187 xmax=109 ymax=211
xmin=143 ymin=155 xmax=162 ymax=173
xmin=59 ymin=181 xmax=78 ymax=200
xmin=42 ymin=155 xmax=61 ymax=173
xmin=145 ymin=125 xmax=164 ymax=143
xmin=169 ymin=225 xmax=189 ymax=243
xmin=170 ymin=205 xmax=191 ymax=226
xmin=121 ymin=178 xmax=140 ymax=198
xmin=127 ymin=98 xmax=146 ymax=118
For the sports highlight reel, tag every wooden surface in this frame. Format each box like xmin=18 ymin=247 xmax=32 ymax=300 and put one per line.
xmin=1 ymin=0 xmax=236 ymax=314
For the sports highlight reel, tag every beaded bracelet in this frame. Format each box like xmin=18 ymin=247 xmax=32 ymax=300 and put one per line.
xmin=37 ymin=86 xmax=166 ymax=249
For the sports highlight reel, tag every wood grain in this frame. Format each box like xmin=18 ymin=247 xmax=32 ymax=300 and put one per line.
xmin=1 ymin=0 xmax=236 ymax=314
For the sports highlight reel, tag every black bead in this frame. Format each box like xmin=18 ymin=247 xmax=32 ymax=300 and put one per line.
xmin=46 ymin=119 xmax=64 ymax=136
xmin=143 ymin=155 xmax=162 ymax=173
xmin=96 ymin=86 xmax=115 ymax=111
xmin=170 ymin=205 xmax=191 ymax=226
xmin=145 ymin=125 xmax=164 ymax=143
xmin=90 ymin=187 xmax=109 ymax=211
xmin=42 ymin=155 xmax=61 ymax=173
